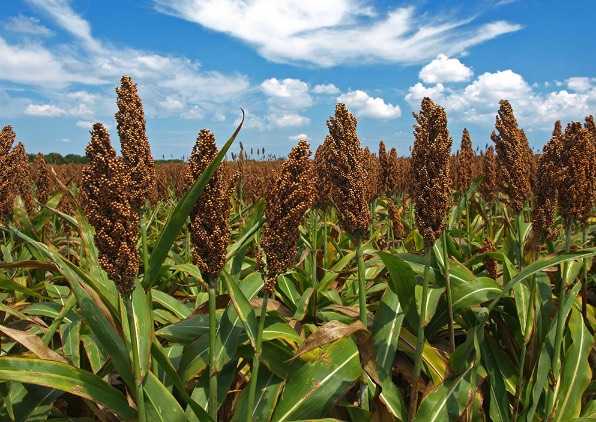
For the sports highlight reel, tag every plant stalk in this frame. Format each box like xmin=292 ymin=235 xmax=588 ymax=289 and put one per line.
xmin=356 ymin=237 xmax=367 ymax=326
xmin=125 ymin=295 xmax=146 ymax=422
xmin=516 ymin=212 xmax=524 ymax=270
xmin=546 ymin=222 xmax=573 ymax=418
xmin=208 ymin=276 xmax=218 ymax=420
xmin=442 ymin=232 xmax=455 ymax=353
xmin=409 ymin=246 xmax=432 ymax=420
xmin=246 ymin=288 xmax=270 ymax=422
xmin=512 ymin=249 xmax=539 ymax=421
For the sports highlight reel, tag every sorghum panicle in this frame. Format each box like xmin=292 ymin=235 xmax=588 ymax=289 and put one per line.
xmin=11 ymin=142 xmax=34 ymax=213
xmin=325 ymin=103 xmax=371 ymax=241
xmin=558 ymin=122 xmax=596 ymax=228
xmin=386 ymin=198 xmax=405 ymax=239
xmin=261 ymin=140 xmax=314 ymax=292
xmin=81 ymin=123 xmax=139 ymax=294
xmin=454 ymin=128 xmax=475 ymax=194
xmin=530 ymin=121 xmax=562 ymax=246
xmin=115 ymin=75 xmax=158 ymax=210
xmin=185 ymin=129 xmax=235 ymax=280
xmin=479 ymin=146 xmax=497 ymax=205
xmin=411 ymin=97 xmax=453 ymax=247
xmin=491 ymin=100 xmax=533 ymax=214
xmin=363 ymin=147 xmax=382 ymax=203
xmin=313 ymin=141 xmax=334 ymax=210
xmin=33 ymin=153 xmax=50 ymax=205
xmin=481 ymin=238 xmax=498 ymax=281
xmin=0 ymin=126 xmax=16 ymax=221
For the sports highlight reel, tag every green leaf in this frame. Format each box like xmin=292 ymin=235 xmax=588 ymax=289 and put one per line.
xmin=373 ymin=270 xmax=404 ymax=374
xmin=155 ymin=314 xmax=210 ymax=344
xmin=415 ymin=366 xmax=474 ymax=421
xmin=553 ymin=308 xmax=594 ymax=421
xmin=378 ymin=252 xmax=419 ymax=332
xmin=233 ymin=366 xmax=283 ymax=422
xmin=145 ymin=113 xmax=244 ymax=289
xmin=0 ymin=357 xmax=136 ymax=420
xmin=143 ymin=371 xmax=186 ymax=421
xmin=480 ymin=333 xmax=513 ymax=422
xmin=151 ymin=288 xmax=192 ymax=319
xmin=130 ymin=281 xmax=153 ymax=381
xmin=273 ymin=338 xmax=361 ymax=421
xmin=427 ymin=277 xmax=502 ymax=334
xmin=222 ymin=270 xmax=258 ymax=349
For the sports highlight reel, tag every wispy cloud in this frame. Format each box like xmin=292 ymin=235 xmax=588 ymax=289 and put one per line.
xmin=154 ymin=0 xmax=521 ymax=67
xmin=3 ymin=15 xmax=54 ymax=36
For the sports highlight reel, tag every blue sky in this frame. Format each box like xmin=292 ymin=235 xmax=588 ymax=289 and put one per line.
xmin=1 ymin=0 xmax=594 ymax=159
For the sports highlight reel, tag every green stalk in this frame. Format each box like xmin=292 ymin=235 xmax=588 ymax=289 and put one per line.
xmin=409 ymin=246 xmax=432 ymax=420
xmin=356 ymin=237 xmax=367 ymax=326
xmin=546 ymin=222 xmax=573 ymax=418
xmin=356 ymin=236 xmax=369 ymax=410
xmin=516 ymin=212 xmax=524 ymax=270
xmin=442 ymin=232 xmax=455 ymax=353
xmin=322 ymin=210 xmax=328 ymax=269
xmin=208 ymin=275 xmax=218 ymax=420
xmin=310 ymin=208 xmax=318 ymax=317
xmin=512 ymin=249 xmax=539 ymax=421
xmin=581 ymin=228 xmax=588 ymax=324
xmin=464 ymin=192 xmax=471 ymax=259
xmin=125 ymin=295 xmax=146 ymax=422
xmin=246 ymin=289 xmax=270 ymax=422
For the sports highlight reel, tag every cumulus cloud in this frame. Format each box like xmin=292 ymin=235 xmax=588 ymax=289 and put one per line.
xmin=154 ymin=0 xmax=521 ymax=67
xmin=289 ymin=133 xmax=309 ymax=140
xmin=419 ymin=54 xmax=473 ymax=83
xmin=261 ymin=78 xmax=312 ymax=109
xmin=406 ymin=62 xmax=596 ymax=131
xmin=269 ymin=113 xmax=310 ymax=127
xmin=337 ymin=90 xmax=401 ymax=119
xmin=312 ymin=83 xmax=340 ymax=94
xmin=566 ymin=77 xmax=595 ymax=92
xmin=25 ymin=104 xmax=66 ymax=117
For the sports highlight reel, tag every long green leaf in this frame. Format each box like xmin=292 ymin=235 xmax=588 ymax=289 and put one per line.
xmin=378 ymin=251 xmax=419 ymax=332
xmin=415 ymin=366 xmax=474 ymax=421
xmin=143 ymin=371 xmax=186 ymax=421
xmin=145 ymin=113 xmax=244 ymax=289
xmin=274 ymin=338 xmax=361 ymax=421
xmin=0 ymin=357 xmax=135 ymax=420
xmin=222 ymin=270 xmax=258 ymax=349
xmin=553 ymin=308 xmax=594 ymax=421
xmin=130 ymin=280 xmax=153 ymax=380
xmin=373 ymin=273 xmax=404 ymax=374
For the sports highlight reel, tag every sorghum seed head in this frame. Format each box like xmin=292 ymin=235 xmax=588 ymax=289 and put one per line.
xmin=115 ymin=75 xmax=157 ymax=210
xmin=261 ymin=139 xmax=314 ymax=290
xmin=325 ymin=103 xmax=371 ymax=241
xmin=491 ymin=100 xmax=532 ymax=214
xmin=454 ymin=128 xmax=475 ymax=194
xmin=411 ymin=97 xmax=453 ymax=248
xmin=186 ymin=129 xmax=235 ymax=279
xmin=81 ymin=122 xmax=139 ymax=294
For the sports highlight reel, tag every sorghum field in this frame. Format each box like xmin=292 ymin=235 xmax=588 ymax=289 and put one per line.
xmin=0 ymin=76 xmax=595 ymax=422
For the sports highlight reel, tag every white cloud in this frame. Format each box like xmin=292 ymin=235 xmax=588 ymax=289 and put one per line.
xmin=25 ymin=104 xmax=66 ymax=117
xmin=261 ymin=78 xmax=312 ymax=109
xmin=0 ymin=1 xmax=250 ymax=119
xmin=406 ymin=63 xmax=596 ymax=131
xmin=566 ymin=77 xmax=594 ymax=92
xmin=289 ymin=133 xmax=309 ymax=140
xmin=3 ymin=15 xmax=54 ymax=36
xmin=312 ymin=83 xmax=340 ymax=94
xmin=268 ymin=113 xmax=310 ymax=127
xmin=154 ymin=0 xmax=521 ymax=67
xmin=419 ymin=54 xmax=473 ymax=83
xmin=337 ymin=90 xmax=401 ymax=119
